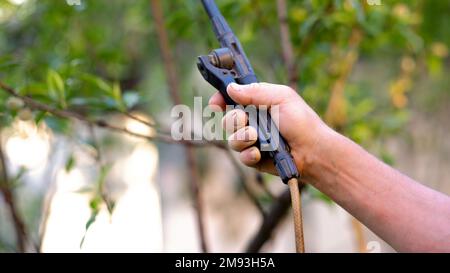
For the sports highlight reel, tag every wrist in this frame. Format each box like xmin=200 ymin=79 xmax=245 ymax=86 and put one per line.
xmin=297 ymin=122 xmax=338 ymax=181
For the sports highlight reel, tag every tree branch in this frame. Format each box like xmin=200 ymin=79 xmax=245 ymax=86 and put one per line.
xmin=222 ymin=148 xmax=266 ymax=216
xmin=255 ymin=172 xmax=275 ymax=200
xmin=276 ymin=0 xmax=298 ymax=89
xmin=0 ymin=128 xmax=28 ymax=252
xmin=324 ymin=28 xmax=362 ymax=129
xmin=245 ymin=183 xmax=306 ymax=253
xmin=150 ymin=0 xmax=208 ymax=252
xmin=0 ymin=81 xmax=224 ymax=149
xmin=121 ymin=111 xmax=156 ymax=127
xmin=149 ymin=0 xmax=182 ymax=106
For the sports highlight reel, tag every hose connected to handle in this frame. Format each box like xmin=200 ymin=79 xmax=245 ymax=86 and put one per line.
xmin=288 ymin=178 xmax=305 ymax=253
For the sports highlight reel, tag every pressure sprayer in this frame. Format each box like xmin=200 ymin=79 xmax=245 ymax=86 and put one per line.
xmin=196 ymin=0 xmax=305 ymax=253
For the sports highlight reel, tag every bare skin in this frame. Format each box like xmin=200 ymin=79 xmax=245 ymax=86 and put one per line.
xmin=209 ymin=82 xmax=450 ymax=252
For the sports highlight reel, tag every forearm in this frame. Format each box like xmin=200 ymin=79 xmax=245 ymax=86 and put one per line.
xmin=304 ymin=125 xmax=450 ymax=252
xmin=213 ymin=83 xmax=450 ymax=251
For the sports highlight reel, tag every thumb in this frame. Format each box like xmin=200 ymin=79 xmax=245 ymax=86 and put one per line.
xmin=227 ymin=82 xmax=293 ymax=107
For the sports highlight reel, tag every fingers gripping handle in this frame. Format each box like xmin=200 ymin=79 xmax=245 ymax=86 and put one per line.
xmin=197 ymin=56 xmax=299 ymax=183
xmin=199 ymin=0 xmax=303 ymax=254
xmin=252 ymin=103 xmax=299 ymax=183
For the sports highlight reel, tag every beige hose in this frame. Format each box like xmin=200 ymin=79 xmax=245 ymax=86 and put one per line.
xmin=288 ymin=178 xmax=305 ymax=253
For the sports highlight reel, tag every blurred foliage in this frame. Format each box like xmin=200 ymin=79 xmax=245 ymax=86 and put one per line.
xmin=0 ymin=0 xmax=448 ymax=140
xmin=0 ymin=0 xmax=449 ymax=251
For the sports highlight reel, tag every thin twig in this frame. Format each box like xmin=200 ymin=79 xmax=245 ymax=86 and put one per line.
xmin=255 ymin=172 xmax=275 ymax=200
xmin=90 ymin=126 xmax=115 ymax=215
xmin=0 ymin=81 xmax=224 ymax=149
xmin=88 ymin=125 xmax=103 ymax=164
xmin=121 ymin=111 xmax=156 ymax=127
xmin=245 ymin=183 xmax=305 ymax=253
xmin=37 ymin=139 xmax=62 ymax=252
xmin=245 ymin=188 xmax=291 ymax=252
xmin=276 ymin=0 xmax=298 ymax=89
xmin=222 ymin=148 xmax=266 ymax=216
xmin=149 ymin=0 xmax=182 ymax=105
xmin=0 ymin=128 xmax=28 ymax=252
xmin=150 ymin=0 xmax=208 ymax=252
xmin=185 ymin=148 xmax=208 ymax=252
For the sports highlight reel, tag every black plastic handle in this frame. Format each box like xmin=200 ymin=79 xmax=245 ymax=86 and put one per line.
xmin=197 ymin=56 xmax=298 ymax=183
xmin=198 ymin=0 xmax=299 ymax=183
xmin=235 ymin=77 xmax=299 ymax=183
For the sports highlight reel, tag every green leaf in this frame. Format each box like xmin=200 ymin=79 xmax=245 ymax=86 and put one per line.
xmin=112 ymin=82 xmax=125 ymax=111
xmin=105 ymin=199 xmax=115 ymax=215
xmin=299 ymin=14 xmax=319 ymax=39
xmin=34 ymin=111 xmax=47 ymax=125
xmin=80 ymin=73 xmax=111 ymax=93
xmin=44 ymin=116 xmax=71 ymax=134
xmin=89 ymin=195 xmax=102 ymax=211
xmin=65 ymin=155 xmax=76 ymax=173
xmin=85 ymin=212 xmax=98 ymax=231
xmin=80 ymin=209 xmax=99 ymax=248
xmin=46 ymin=69 xmax=66 ymax=108
xmin=96 ymin=165 xmax=112 ymax=191
xmin=0 ymin=55 xmax=19 ymax=71
xmin=10 ymin=166 xmax=28 ymax=188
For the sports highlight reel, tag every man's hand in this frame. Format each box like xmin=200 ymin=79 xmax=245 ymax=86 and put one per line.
xmin=209 ymin=82 xmax=450 ymax=252
xmin=209 ymin=82 xmax=327 ymax=178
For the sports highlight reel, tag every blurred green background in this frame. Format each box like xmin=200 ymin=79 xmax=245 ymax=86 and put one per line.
xmin=0 ymin=0 xmax=448 ymax=252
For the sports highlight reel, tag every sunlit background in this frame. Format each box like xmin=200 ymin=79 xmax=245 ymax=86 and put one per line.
xmin=0 ymin=0 xmax=449 ymax=253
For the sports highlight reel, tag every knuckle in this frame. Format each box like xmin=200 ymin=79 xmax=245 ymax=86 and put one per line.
xmin=282 ymin=85 xmax=296 ymax=96
xmin=247 ymin=82 xmax=262 ymax=93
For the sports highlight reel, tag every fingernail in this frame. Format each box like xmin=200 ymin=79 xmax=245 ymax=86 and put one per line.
xmin=229 ymin=83 xmax=242 ymax=92
xmin=250 ymin=149 xmax=258 ymax=161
